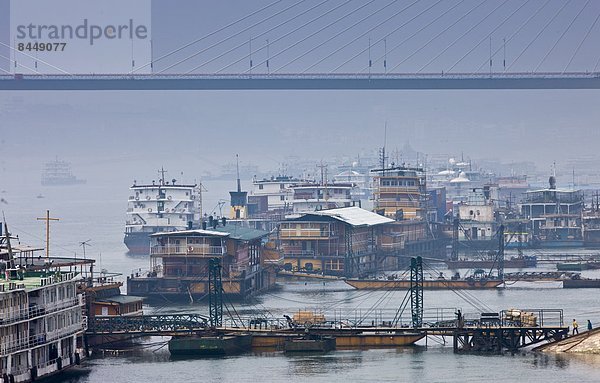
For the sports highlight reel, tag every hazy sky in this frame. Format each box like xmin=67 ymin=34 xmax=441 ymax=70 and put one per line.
xmin=1 ymin=0 xmax=600 ymax=186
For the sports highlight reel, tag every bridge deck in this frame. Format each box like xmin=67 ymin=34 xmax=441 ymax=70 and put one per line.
xmin=2 ymin=73 xmax=600 ymax=90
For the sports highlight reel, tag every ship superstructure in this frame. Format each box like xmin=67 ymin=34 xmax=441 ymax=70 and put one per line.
xmin=124 ymin=171 xmax=202 ymax=254
xmin=0 ymin=225 xmax=87 ymax=382
xmin=520 ymin=176 xmax=584 ymax=248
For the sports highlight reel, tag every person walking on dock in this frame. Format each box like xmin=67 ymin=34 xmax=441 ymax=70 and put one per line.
xmin=572 ymin=319 xmax=579 ymax=335
xmin=588 ymin=320 xmax=592 ymax=331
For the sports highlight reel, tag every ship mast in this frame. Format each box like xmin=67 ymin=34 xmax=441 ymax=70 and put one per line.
xmin=158 ymin=167 xmax=167 ymax=186
xmin=37 ymin=210 xmax=59 ymax=263
xmin=3 ymin=219 xmax=15 ymax=270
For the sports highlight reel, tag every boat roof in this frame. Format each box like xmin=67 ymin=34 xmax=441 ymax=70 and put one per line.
xmin=525 ymin=187 xmax=581 ymax=193
xmin=289 ymin=207 xmax=394 ymax=227
xmin=131 ymin=184 xmax=196 ymax=189
xmin=0 ymin=244 xmax=44 ymax=257
xmin=210 ymin=225 xmax=270 ymax=241
xmin=97 ymin=295 xmax=145 ymax=305
xmin=151 ymin=229 xmax=230 ymax=238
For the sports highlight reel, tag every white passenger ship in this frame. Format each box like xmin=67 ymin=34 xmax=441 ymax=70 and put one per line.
xmin=124 ymin=171 xmax=202 ymax=254
xmin=1 ymin=226 xmax=87 ymax=383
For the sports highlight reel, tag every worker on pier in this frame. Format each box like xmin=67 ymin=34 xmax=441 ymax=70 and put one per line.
xmin=572 ymin=319 xmax=579 ymax=335
xmin=588 ymin=320 xmax=593 ymax=331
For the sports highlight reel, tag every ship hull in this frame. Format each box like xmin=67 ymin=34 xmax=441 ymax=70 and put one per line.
xmin=537 ymin=240 xmax=584 ymax=248
xmin=344 ymin=278 xmax=504 ymax=290
xmin=237 ymin=330 xmax=425 ymax=349
xmin=41 ymin=179 xmax=86 ymax=186
xmin=446 ymin=257 xmax=537 ymax=269
xmin=123 ymin=232 xmax=151 ymax=254
xmin=127 ymin=270 xmax=277 ymax=300
xmin=562 ymin=279 xmax=600 ymax=288
xmin=584 ymin=230 xmax=600 ymax=247
xmin=169 ymin=334 xmax=253 ymax=356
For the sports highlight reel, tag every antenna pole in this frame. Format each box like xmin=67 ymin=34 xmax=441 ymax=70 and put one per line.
xmin=384 ymin=38 xmax=387 ymax=73
xmin=489 ymin=36 xmax=492 ymax=76
xmin=236 ymin=154 xmax=241 ymax=192
xmin=37 ymin=210 xmax=59 ymax=262
xmin=266 ymin=39 xmax=270 ymax=74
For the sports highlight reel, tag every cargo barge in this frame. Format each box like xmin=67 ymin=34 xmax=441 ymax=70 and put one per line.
xmin=344 ymin=277 xmax=504 ymax=290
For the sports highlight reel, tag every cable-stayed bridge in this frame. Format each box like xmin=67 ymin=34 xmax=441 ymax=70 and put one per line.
xmin=2 ymin=0 xmax=600 ymax=90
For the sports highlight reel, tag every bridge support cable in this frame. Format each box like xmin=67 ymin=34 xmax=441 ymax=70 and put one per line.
xmin=0 ymin=41 xmax=68 ymax=75
xmin=564 ymin=10 xmax=600 ymax=73
xmin=497 ymin=225 xmax=505 ymax=281
xmin=417 ymin=0 xmax=510 ymax=73
xmin=534 ymin=0 xmax=591 ymax=73
xmin=216 ymin=0 xmax=356 ymax=74
xmin=132 ymin=0 xmax=282 ymax=73
xmin=357 ymin=0 xmax=465 ymax=73
xmin=197 ymin=0 xmax=336 ymax=74
xmin=245 ymin=0 xmax=376 ymax=74
xmin=273 ymin=0 xmax=400 ymax=73
xmin=328 ymin=0 xmax=445 ymax=74
xmin=505 ymin=0 xmax=571 ymax=72
xmin=158 ymin=0 xmax=311 ymax=74
xmin=476 ymin=0 xmax=552 ymax=72
xmin=420 ymin=261 xmax=494 ymax=314
xmin=447 ymin=0 xmax=532 ymax=73
xmin=306 ymin=0 xmax=429 ymax=74
xmin=387 ymin=0 xmax=489 ymax=73
xmin=392 ymin=289 xmax=411 ymax=327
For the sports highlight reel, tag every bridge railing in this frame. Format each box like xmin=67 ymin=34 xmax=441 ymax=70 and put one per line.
xmin=87 ymin=314 xmax=209 ymax=334
xmin=2 ymin=72 xmax=600 ymax=81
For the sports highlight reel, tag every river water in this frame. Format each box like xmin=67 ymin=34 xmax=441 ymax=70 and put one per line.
xmin=3 ymin=178 xmax=600 ymax=382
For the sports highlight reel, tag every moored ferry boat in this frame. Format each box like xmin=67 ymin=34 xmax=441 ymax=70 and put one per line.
xmin=124 ymin=171 xmax=202 ymax=254
xmin=127 ymin=223 xmax=277 ymax=300
xmin=1 ymin=225 xmax=88 ymax=383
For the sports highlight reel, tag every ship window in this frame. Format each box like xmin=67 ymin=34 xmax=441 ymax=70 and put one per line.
xmin=280 ymin=196 xmax=285 ymax=201
xmin=280 ymin=184 xmax=285 ymax=189
xmin=259 ymin=184 xmax=264 ymax=190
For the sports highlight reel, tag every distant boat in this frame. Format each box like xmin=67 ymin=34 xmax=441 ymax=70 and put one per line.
xmin=41 ymin=158 xmax=86 ymax=186
xmin=36 ymin=194 xmax=44 ymax=199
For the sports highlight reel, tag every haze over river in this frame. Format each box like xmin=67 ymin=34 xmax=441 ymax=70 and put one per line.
xmin=3 ymin=177 xmax=600 ymax=382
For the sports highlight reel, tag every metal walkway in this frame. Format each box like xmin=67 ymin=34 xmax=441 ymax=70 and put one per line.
xmin=87 ymin=314 xmax=208 ymax=335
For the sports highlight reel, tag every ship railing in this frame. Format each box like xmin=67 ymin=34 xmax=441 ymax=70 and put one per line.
xmin=374 ymin=201 xmax=421 ymax=208
xmin=374 ymin=186 xmax=421 ymax=193
xmin=282 ymin=250 xmax=316 ymax=258
xmin=279 ymin=229 xmax=337 ymax=238
xmin=0 ymin=321 xmax=85 ymax=354
xmin=150 ymin=245 xmax=225 ymax=256
xmin=0 ymin=297 xmax=83 ymax=325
